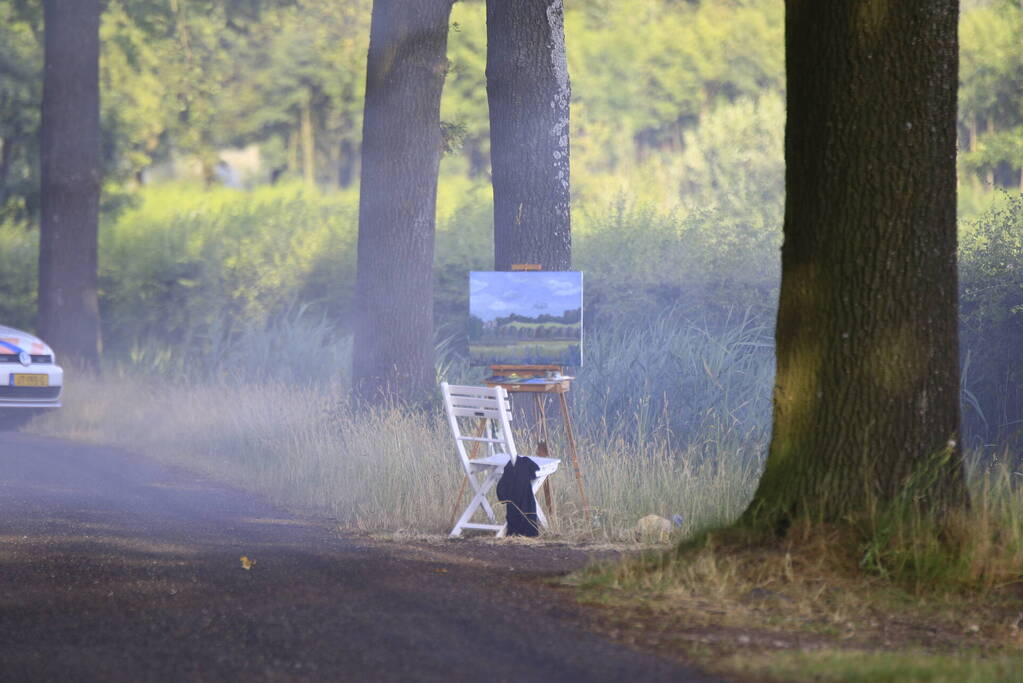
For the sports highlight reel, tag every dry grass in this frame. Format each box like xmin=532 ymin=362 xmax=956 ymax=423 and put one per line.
xmin=724 ymin=649 xmax=1023 ymax=682
xmin=27 ymin=369 xmax=760 ymax=544
xmin=568 ymin=515 xmax=1023 ymax=681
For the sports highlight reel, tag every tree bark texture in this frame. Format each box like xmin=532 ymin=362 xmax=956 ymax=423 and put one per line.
xmin=352 ymin=0 xmax=453 ymax=402
xmin=38 ymin=0 xmax=102 ymax=369
xmin=487 ymin=0 xmax=571 ymax=270
xmin=745 ymin=0 xmax=966 ymax=526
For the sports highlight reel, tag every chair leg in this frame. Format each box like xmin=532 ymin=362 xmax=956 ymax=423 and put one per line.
xmin=472 ymin=470 xmax=501 ymax=521
xmin=479 ymin=489 xmax=497 ymax=521
xmin=450 ymin=469 xmax=503 ymax=537
xmin=451 ymin=489 xmax=486 ymax=537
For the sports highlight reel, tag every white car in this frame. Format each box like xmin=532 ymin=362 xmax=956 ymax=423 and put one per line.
xmin=1 ymin=324 xmax=63 ymax=427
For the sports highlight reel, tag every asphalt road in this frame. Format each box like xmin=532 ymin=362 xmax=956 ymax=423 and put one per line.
xmin=0 ymin=432 xmax=715 ymax=682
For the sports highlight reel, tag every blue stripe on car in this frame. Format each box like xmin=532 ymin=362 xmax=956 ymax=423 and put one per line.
xmin=0 ymin=339 xmax=26 ymax=355
xmin=1 ymin=339 xmax=28 ymax=384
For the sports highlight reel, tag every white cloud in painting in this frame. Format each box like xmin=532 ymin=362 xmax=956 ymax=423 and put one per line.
xmin=488 ymin=299 xmax=511 ymax=312
xmin=469 ymin=277 xmax=488 ymax=295
xmin=471 ymin=292 xmax=511 ymax=315
xmin=545 ymin=277 xmax=581 ymax=296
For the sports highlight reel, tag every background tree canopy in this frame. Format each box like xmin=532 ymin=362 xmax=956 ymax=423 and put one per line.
xmin=1 ymin=0 xmax=1020 ymax=444
xmin=2 ymin=0 xmax=1019 ymax=215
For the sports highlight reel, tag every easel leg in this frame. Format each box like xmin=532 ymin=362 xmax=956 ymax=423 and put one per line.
xmin=534 ymin=394 xmax=554 ymax=516
xmin=534 ymin=393 xmax=551 ymax=445
xmin=449 ymin=476 xmax=468 ymax=531
xmin=558 ymin=391 xmax=590 ymax=520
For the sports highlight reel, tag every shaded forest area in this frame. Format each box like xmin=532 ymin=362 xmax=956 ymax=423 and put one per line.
xmin=0 ymin=0 xmax=1021 ymax=445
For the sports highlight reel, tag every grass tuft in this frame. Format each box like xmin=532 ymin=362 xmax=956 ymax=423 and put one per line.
xmin=725 ymin=649 xmax=1023 ymax=683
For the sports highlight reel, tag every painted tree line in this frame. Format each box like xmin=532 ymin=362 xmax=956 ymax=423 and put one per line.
xmin=26 ymin=0 xmax=967 ymax=533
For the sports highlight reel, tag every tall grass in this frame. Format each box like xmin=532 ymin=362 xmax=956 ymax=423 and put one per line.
xmin=124 ymin=305 xmax=353 ymax=385
xmin=572 ymin=308 xmax=773 ymax=450
xmin=29 ymin=369 xmax=761 ymax=542
xmin=855 ymin=454 xmax=1023 ymax=591
xmin=30 ymin=314 xmax=771 ymax=542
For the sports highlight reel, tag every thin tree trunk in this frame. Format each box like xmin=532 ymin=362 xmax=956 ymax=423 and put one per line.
xmin=986 ymin=118 xmax=996 ymax=186
xmin=301 ymin=89 xmax=316 ymax=187
xmin=38 ymin=0 xmax=102 ymax=369
xmin=743 ymin=0 xmax=966 ymax=528
xmin=0 ymin=136 xmax=12 ymax=206
xmin=352 ymin=0 xmax=454 ymax=402
xmin=338 ymin=137 xmax=356 ymax=189
xmin=288 ymin=126 xmax=299 ymax=176
xmin=487 ymin=0 xmax=571 ymax=270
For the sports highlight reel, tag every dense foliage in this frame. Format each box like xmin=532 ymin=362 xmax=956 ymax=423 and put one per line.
xmin=0 ymin=0 xmax=1020 ymax=445
xmin=960 ymin=194 xmax=1023 ymax=447
xmin=2 ymin=0 xmax=1020 ymax=216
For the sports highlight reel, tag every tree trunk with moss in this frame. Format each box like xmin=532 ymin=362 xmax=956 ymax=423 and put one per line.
xmin=743 ymin=0 xmax=967 ymax=528
xmin=38 ymin=0 xmax=102 ymax=369
xmin=486 ymin=0 xmax=571 ymax=270
xmin=352 ymin=0 xmax=453 ymax=402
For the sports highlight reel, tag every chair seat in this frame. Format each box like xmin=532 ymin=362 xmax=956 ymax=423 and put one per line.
xmin=469 ymin=453 xmax=560 ymax=475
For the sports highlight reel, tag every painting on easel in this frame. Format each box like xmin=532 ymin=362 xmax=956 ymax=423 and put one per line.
xmin=468 ymin=271 xmax=583 ymax=366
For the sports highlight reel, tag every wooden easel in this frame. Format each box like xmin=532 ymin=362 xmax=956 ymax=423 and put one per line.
xmin=484 ymin=364 xmax=589 ymax=520
xmin=448 ymin=263 xmax=590 ymax=530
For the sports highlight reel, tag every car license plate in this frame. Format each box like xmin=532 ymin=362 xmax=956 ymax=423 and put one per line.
xmin=12 ymin=374 xmax=48 ymax=387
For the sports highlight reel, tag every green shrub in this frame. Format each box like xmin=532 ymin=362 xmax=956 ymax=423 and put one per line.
xmin=0 ymin=220 xmax=38 ymax=330
xmin=959 ymin=193 xmax=1023 ymax=447
xmin=99 ymin=181 xmax=358 ymax=359
xmin=575 ymin=196 xmax=779 ymax=327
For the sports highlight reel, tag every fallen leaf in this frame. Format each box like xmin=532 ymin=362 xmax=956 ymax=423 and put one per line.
xmin=240 ymin=556 xmax=254 ymax=570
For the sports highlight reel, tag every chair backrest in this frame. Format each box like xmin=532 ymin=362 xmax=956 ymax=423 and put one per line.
xmin=440 ymin=382 xmax=518 ymax=474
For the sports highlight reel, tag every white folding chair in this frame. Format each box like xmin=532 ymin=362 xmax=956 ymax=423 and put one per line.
xmin=441 ymin=382 xmax=560 ymax=538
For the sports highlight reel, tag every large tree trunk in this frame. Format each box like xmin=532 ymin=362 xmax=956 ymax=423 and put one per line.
xmin=744 ymin=0 xmax=966 ymax=528
xmin=38 ymin=0 xmax=102 ymax=369
xmin=486 ymin=0 xmax=571 ymax=270
xmin=352 ymin=0 xmax=453 ymax=402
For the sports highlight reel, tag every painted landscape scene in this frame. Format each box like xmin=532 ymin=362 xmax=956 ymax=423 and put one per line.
xmin=468 ymin=271 xmax=583 ymax=366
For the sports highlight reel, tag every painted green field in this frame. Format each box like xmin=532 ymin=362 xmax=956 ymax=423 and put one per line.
xmin=469 ymin=340 xmax=581 ymax=366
